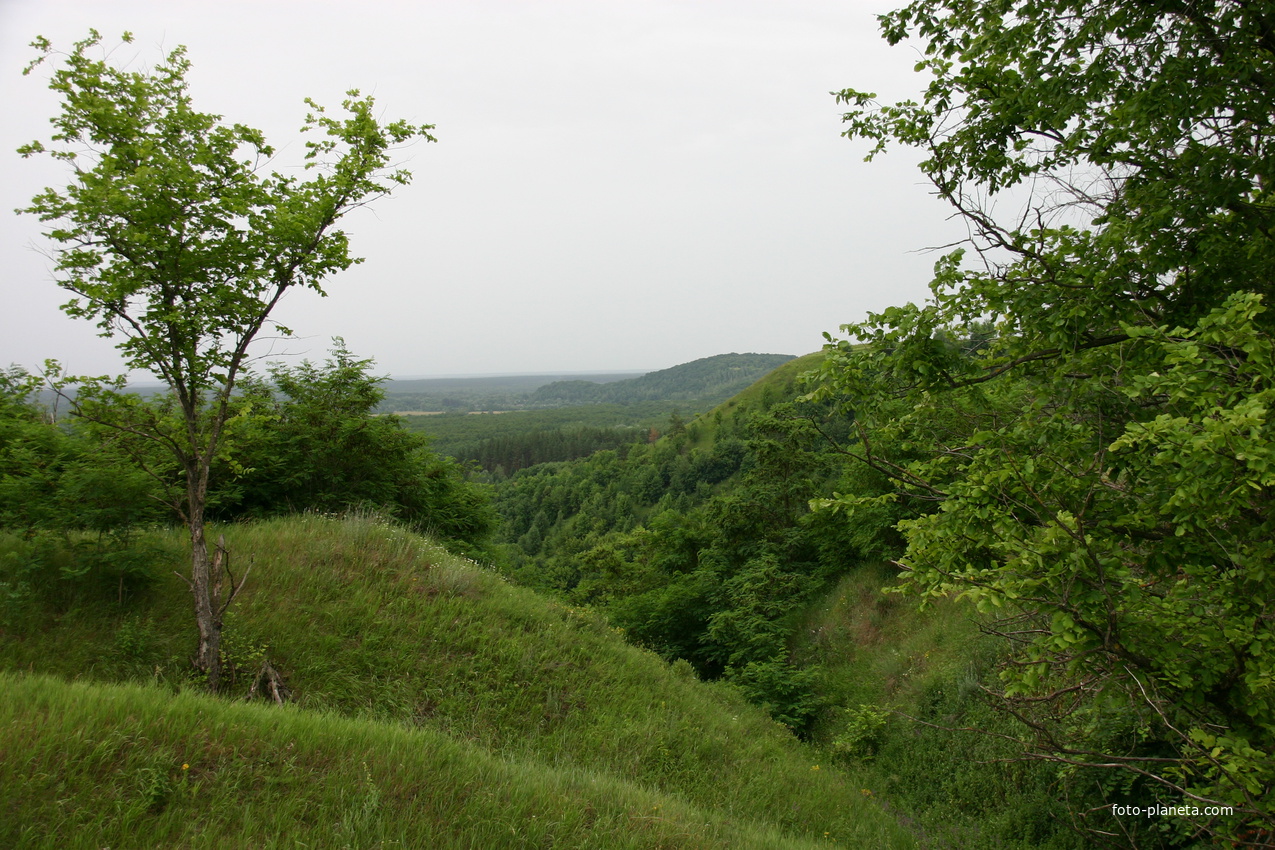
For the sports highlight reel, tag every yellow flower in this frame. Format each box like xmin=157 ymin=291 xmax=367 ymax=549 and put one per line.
xmin=811 ymin=764 xmax=820 ymax=770
xmin=182 ymin=763 xmax=190 ymax=770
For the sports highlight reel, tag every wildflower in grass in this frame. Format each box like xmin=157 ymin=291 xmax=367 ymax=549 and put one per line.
xmin=182 ymin=764 xmax=189 ymax=771
xmin=811 ymin=764 xmax=820 ymax=770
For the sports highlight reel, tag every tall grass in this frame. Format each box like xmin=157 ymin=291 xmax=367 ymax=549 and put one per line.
xmin=795 ymin=563 xmax=1084 ymax=849
xmin=0 ymin=673 xmax=830 ymax=849
xmin=0 ymin=514 xmax=916 ymax=848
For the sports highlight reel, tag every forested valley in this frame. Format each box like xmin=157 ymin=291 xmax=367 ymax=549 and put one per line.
xmin=5 ymin=1 xmax=1275 ymax=847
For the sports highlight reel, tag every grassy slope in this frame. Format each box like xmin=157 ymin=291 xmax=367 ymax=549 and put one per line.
xmin=0 ymin=515 xmax=915 ymax=849
xmin=1 ymin=673 xmax=820 ymax=849
xmin=793 ymin=564 xmax=1083 ymax=849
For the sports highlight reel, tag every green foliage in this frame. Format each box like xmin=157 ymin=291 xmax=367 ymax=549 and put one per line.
xmin=19 ymin=31 xmax=434 ymax=390
xmin=213 ymin=343 xmax=497 ymax=551
xmin=813 ymin=0 xmax=1275 ymax=840
xmin=0 ymin=366 xmax=165 ymax=538
xmin=830 ymin=704 xmax=889 ymax=761
xmin=454 ymin=424 xmax=648 ymax=475
xmin=722 ymin=658 xmax=824 ymax=734
xmin=796 ymin=566 xmax=1085 ymax=848
xmin=491 ymin=389 xmax=868 ymax=733
xmin=0 ymin=532 xmax=177 ymax=629
xmin=389 ymin=355 xmax=807 ymax=478
xmin=398 ymin=401 xmax=684 ymax=462
xmin=112 ymin=615 xmax=160 ymax=666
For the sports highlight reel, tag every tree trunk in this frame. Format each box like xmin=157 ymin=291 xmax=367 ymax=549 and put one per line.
xmin=185 ymin=444 xmax=226 ymax=692
xmin=189 ymin=509 xmax=223 ymax=690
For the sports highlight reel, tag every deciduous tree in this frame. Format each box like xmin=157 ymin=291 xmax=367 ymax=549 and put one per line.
xmin=813 ymin=0 xmax=1275 ymax=841
xmin=215 ymin=342 xmax=496 ymax=549
xmin=18 ymin=31 xmax=434 ymax=689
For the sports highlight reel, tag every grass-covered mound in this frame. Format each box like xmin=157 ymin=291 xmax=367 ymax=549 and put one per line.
xmin=0 ymin=515 xmax=915 ymax=848
xmin=1 ymin=673 xmax=828 ymax=849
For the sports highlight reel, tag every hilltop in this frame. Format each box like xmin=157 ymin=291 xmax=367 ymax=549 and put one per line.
xmin=528 ymin=353 xmax=797 ymax=406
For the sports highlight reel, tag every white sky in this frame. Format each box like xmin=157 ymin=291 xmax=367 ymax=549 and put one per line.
xmin=0 ymin=0 xmax=962 ymax=379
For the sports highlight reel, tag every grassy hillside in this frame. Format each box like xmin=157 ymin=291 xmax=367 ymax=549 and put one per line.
xmin=793 ymin=564 xmax=1083 ymax=849
xmin=2 ymin=673 xmax=834 ymax=849
xmin=0 ymin=514 xmax=915 ymax=848
xmin=1 ymin=356 xmax=1083 ymax=848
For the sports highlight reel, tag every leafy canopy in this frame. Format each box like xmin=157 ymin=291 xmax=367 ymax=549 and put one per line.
xmin=19 ymin=30 xmax=434 ymax=397
xmin=219 ymin=343 xmax=497 ymax=551
xmin=811 ymin=0 xmax=1275 ymax=841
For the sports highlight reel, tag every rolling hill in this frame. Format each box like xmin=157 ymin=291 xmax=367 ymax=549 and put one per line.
xmin=0 ymin=513 xmax=916 ymax=848
xmin=527 ymin=353 xmax=797 ymax=406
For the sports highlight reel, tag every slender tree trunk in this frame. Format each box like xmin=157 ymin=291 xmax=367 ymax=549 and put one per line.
xmin=187 ymin=465 xmax=223 ymax=690
xmin=190 ymin=514 xmax=222 ymax=690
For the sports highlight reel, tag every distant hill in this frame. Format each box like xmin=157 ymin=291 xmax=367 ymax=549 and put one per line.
xmin=528 ymin=352 xmax=797 ymax=406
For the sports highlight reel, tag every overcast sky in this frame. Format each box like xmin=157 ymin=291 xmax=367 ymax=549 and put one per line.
xmin=1 ymin=0 xmax=962 ymax=379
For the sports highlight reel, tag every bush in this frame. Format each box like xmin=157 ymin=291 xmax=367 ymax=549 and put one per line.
xmin=210 ymin=343 xmax=497 ymax=552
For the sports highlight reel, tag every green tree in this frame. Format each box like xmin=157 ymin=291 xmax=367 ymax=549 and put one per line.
xmin=813 ymin=1 xmax=1275 ymax=840
xmin=218 ymin=343 xmax=496 ymax=550
xmin=18 ymin=32 xmax=434 ymax=689
xmin=0 ymin=366 xmax=162 ymax=537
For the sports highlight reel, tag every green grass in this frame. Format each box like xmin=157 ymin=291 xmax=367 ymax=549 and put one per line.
xmin=1 ymin=672 xmax=842 ymax=849
xmin=796 ymin=562 xmax=985 ymax=714
xmin=0 ymin=515 xmax=916 ymax=848
xmin=793 ymin=563 xmax=1084 ymax=849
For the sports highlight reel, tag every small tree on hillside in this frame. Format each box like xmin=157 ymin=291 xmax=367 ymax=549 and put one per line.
xmin=18 ymin=31 xmax=435 ymax=689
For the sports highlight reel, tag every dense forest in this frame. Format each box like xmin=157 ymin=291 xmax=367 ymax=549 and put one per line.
xmin=4 ymin=1 xmax=1275 ymax=846
xmin=373 ymin=371 xmax=639 ymax=413
xmin=389 ymin=352 xmax=797 ymax=473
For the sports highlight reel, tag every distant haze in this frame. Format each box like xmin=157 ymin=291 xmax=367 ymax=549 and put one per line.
xmin=1 ymin=1 xmax=963 ymax=380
